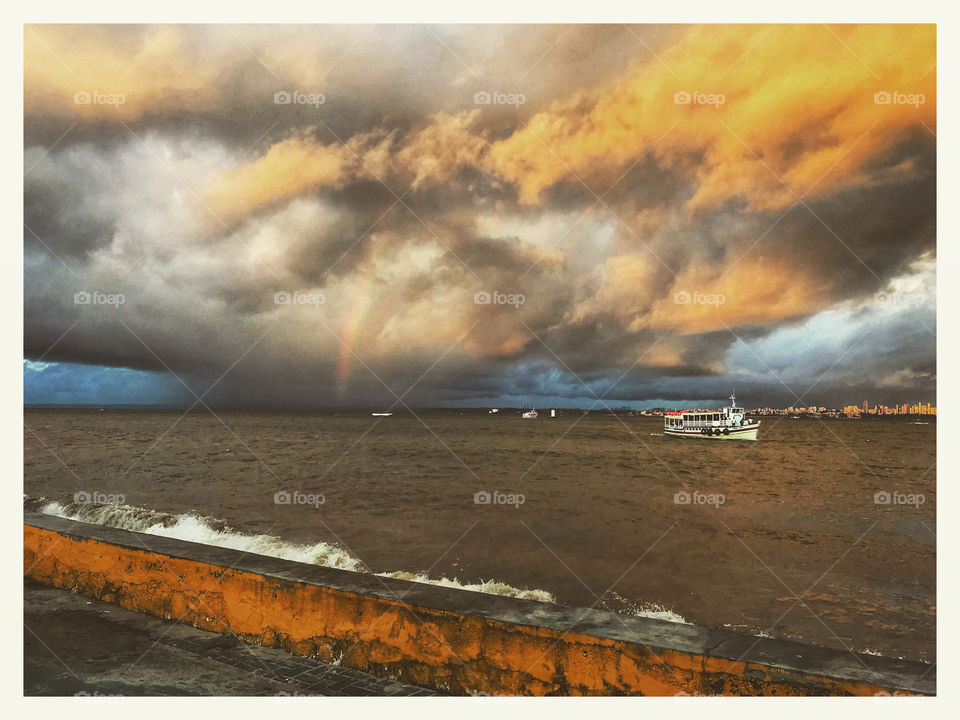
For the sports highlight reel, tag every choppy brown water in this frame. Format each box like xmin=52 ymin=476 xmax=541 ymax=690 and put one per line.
xmin=24 ymin=408 xmax=936 ymax=662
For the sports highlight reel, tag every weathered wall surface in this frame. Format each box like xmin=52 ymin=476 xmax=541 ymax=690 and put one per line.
xmin=23 ymin=513 xmax=934 ymax=696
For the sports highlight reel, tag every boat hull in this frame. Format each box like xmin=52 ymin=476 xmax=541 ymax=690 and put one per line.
xmin=664 ymin=424 xmax=760 ymax=441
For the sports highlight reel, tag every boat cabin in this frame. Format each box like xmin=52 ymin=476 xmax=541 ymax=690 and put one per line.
xmin=664 ymin=398 xmax=747 ymax=429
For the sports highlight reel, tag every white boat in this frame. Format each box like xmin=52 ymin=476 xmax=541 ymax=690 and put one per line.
xmin=371 ymin=412 xmax=393 ymax=417
xmin=663 ymin=394 xmax=760 ymax=441
xmin=522 ymin=409 xmax=538 ymax=419
xmin=550 ymin=409 xmax=556 ymax=418
xmin=489 ymin=408 xmax=499 ymax=413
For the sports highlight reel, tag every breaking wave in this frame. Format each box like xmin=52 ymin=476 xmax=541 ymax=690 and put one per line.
xmin=608 ymin=591 xmax=690 ymax=624
xmin=24 ymin=496 xmax=555 ymax=602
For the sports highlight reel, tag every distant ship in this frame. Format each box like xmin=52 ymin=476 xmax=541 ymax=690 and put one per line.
xmin=489 ymin=408 xmax=499 ymax=414
xmin=522 ymin=409 xmax=538 ymax=419
xmin=663 ymin=394 xmax=760 ymax=441
xmin=371 ymin=412 xmax=393 ymax=417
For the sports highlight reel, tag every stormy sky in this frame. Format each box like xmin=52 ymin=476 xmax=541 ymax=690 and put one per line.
xmin=23 ymin=24 xmax=936 ymax=409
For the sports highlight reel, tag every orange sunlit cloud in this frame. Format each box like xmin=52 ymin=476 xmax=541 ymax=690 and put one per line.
xmin=488 ymin=24 xmax=936 ymax=212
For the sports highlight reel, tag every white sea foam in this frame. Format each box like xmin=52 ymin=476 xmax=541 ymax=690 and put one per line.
xmin=630 ymin=604 xmax=689 ymax=624
xmin=608 ymin=591 xmax=690 ymax=624
xmin=380 ymin=571 xmax=555 ymax=602
xmin=27 ymin=497 xmax=556 ymax=603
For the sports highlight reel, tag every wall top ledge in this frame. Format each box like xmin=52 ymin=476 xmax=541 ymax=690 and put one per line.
xmin=24 ymin=511 xmax=935 ymax=695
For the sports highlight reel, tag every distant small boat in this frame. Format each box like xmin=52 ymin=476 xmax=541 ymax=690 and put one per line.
xmin=489 ymin=408 xmax=499 ymax=414
xmin=371 ymin=412 xmax=393 ymax=417
xmin=522 ymin=409 xmax=538 ymax=419
xmin=914 ymin=421 xmax=929 ymax=425
xmin=550 ymin=409 xmax=556 ymax=418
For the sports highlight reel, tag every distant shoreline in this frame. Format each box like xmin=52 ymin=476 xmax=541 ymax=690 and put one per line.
xmin=23 ymin=405 xmax=936 ymax=420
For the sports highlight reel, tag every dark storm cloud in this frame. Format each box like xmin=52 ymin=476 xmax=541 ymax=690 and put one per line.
xmin=23 ymin=24 xmax=936 ymax=408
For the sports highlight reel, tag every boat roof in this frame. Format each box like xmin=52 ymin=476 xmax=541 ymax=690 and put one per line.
xmin=666 ymin=409 xmax=730 ymax=415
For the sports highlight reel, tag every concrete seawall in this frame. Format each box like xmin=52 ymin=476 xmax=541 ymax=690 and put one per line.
xmin=23 ymin=512 xmax=935 ymax=696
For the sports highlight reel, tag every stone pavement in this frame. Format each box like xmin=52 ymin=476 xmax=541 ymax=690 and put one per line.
xmin=24 ymin=578 xmax=439 ymax=696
